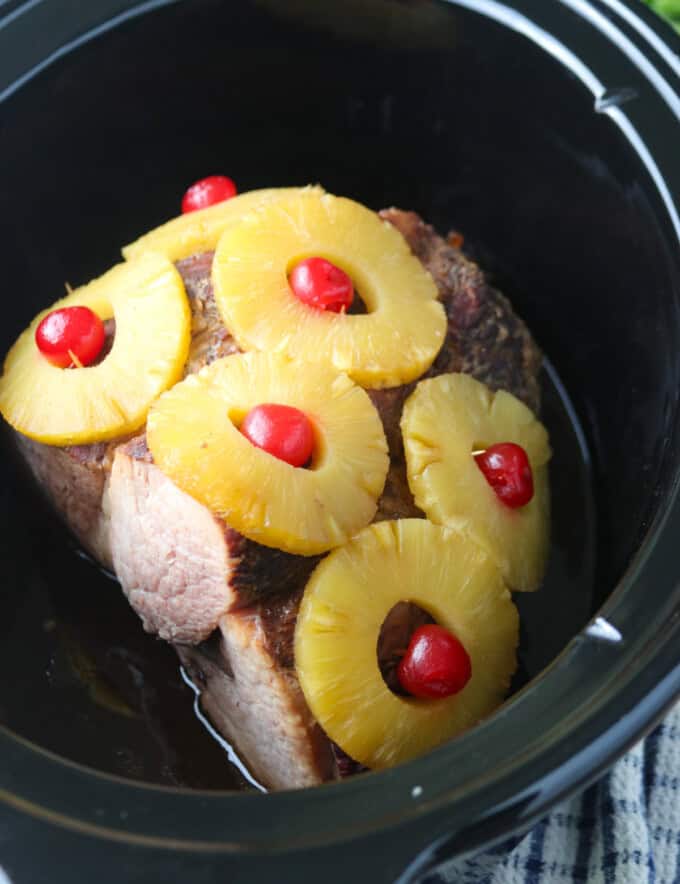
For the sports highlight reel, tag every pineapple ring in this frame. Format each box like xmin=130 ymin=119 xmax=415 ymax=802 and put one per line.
xmin=212 ymin=190 xmax=447 ymax=388
xmin=401 ymin=373 xmax=551 ymax=591
xmin=0 ymin=253 xmax=191 ymax=445
xmin=146 ymin=351 xmax=389 ymax=555
xmin=122 ymin=185 xmax=324 ymax=262
xmin=295 ymin=519 xmax=519 ymax=770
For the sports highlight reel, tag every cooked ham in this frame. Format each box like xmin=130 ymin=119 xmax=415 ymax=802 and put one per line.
xmin=16 ymin=434 xmax=118 ymax=571
xmin=380 ymin=209 xmax=541 ymax=412
xmin=178 ymin=251 xmax=240 ymax=376
xmin=13 ymin=209 xmax=542 ymax=789
xmin=109 ymin=435 xmax=319 ymax=644
xmin=178 ymin=591 xmax=336 ymax=790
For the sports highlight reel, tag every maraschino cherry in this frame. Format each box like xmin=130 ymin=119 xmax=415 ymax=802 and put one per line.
xmin=241 ymin=403 xmax=314 ymax=467
xmin=35 ymin=306 xmax=105 ymax=368
xmin=181 ymin=175 xmax=237 ymax=213
xmin=289 ymin=257 xmax=354 ymax=313
xmin=397 ymin=624 xmax=472 ymax=699
xmin=474 ymin=442 xmax=534 ymax=508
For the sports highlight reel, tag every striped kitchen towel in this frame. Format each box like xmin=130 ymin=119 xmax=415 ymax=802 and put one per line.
xmin=423 ymin=701 xmax=680 ymax=883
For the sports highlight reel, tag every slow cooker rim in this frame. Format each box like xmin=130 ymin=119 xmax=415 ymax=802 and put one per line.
xmin=1 ymin=0 xmax=679 ymax=866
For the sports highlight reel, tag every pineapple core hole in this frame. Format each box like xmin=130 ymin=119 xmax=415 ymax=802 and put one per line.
xmin=91 ymin=318 xmax=116 ymax=366
xmin=377 ymin=601 xmax=436 ymax=696
xmin=345 ymin=290 xmax=368 ymax=315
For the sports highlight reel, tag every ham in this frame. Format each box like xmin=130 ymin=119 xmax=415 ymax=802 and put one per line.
xmin=13 ymin=210 xmax=542 ymax=788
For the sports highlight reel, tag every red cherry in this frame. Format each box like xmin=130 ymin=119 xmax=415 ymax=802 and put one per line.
xmin=35 ymin=306 xmax=105 ymax=368
xmin=181 ymin=175 xmax=237 ymax=213
xmin=474 ymin=442 xmax=534 ymax=508
xmin=289 ymin=257 xmax=354 ymax=313
xmin=397 ymin=624 xmax=472 ymax=699
xmin=240 ymin=403 xmax=314 ymax=467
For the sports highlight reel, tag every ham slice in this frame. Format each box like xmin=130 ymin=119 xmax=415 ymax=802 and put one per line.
xmin=109 ymin=435 xmax=319 ymax=644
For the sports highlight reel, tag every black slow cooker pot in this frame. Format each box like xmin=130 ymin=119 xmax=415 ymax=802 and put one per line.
xmin=1 ymin=1 xmax=679 ymax=881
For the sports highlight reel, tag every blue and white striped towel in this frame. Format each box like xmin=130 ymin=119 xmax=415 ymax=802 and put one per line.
xmin=423 ymin=702 xmax=680 ymax=883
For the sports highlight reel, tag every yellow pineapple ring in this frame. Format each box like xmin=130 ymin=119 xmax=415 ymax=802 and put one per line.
xmin=295 ymin=519 xmax=518 ymax=769
xmin=402 ymin=373 xmax=551 ymax=591
xmin=146 ymin=351 xmax=389 ymax=555
xmin=212 ymin=191 xmax=447 ymax=388
xmin=0 ymin=253 xmax=191 ymax=445
xmin=122 ymin=185 xmax=324 ymax=262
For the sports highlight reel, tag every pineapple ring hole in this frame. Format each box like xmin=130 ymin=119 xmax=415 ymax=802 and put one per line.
xmin=91 ymin=318 xmax=116 ymax=366
xmin=285 ymin=253 xmax=373 ymax=314
xmin=377 ymin=601 xmax=436 ymax=696
xmin=227 ymin=404 xmax=327 ymax=471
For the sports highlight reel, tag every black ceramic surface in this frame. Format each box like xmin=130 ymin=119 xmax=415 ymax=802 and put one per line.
xmin=0 ymin=1 xmax=678 ymax=882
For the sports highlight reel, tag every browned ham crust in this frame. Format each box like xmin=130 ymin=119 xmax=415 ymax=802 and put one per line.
xmin=178 ymin=251 xmax=240 ymax=375
xmin=380 ymin=209 xmax=541 ymax=412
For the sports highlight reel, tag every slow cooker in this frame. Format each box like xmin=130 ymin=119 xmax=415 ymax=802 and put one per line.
xmin=0 ymin=1 xmax=679 ymax=881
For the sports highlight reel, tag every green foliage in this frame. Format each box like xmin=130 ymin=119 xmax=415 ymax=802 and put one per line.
xmin=643 ymin=0 xmax=680 ymax=32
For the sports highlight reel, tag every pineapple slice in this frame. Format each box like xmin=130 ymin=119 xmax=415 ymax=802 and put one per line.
xmin=122 ymin=185 xmax=323 ymax=262
xmin=146 ymin=351 xmax=389 ymax=555
xmin=212 ymin=190 xmax=447 ymax=388
xmin=0 ymin=253 xmax=190 ymax=445
xmin=401 ymin=373 xmax=551 ymax=591
xmin=295 ymin=518 xmax=518 ymax=769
